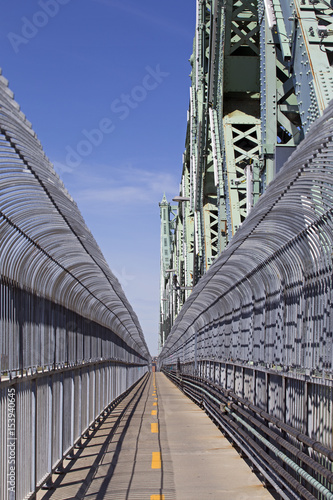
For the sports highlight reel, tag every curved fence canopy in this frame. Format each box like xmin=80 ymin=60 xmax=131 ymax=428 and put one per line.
xmin=0 ymin=69 xmax=150 ymax=366
xmin=160 ymin=100 xmax=333 ymax=372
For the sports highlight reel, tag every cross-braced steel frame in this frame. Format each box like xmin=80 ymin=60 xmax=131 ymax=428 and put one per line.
xmin=159 ymin=0 xmax=333 ymax=347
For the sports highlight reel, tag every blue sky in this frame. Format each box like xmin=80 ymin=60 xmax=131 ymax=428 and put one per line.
xmin=0 ymin=0 xmax=196 ymax=356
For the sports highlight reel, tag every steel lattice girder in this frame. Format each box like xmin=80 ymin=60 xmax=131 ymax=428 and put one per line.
xmin=159 ymin=0 xmax=333 ymax=352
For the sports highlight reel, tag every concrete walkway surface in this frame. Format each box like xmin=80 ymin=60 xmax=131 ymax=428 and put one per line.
xmin=37 ymin=372 xmax=274 ymax=500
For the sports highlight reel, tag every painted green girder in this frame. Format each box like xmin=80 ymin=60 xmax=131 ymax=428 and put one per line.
xmin=159 ymin=0 xmax=333 ymax=348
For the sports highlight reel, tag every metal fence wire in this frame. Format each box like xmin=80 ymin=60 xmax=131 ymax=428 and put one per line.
xmin=0 ymin=69 xmax=150 ymax=499
xmin=160 ymin=100 xmax=333 ymax=375
xmin=159 ymin=100 xmax=333 ymax=497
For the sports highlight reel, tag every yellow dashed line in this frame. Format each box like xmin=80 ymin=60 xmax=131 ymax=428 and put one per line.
xmin=151 ymin=410 xmax=157 ymax=416
xmin=151 ymin=423 xmax=158 ymax=433
xmin=151 ymin=452 xmax=161 ymax=469
xmin=153 ymin=402 xmax=157 ymax=406
xmin=151 ymin=495 xmax=165 ymax=500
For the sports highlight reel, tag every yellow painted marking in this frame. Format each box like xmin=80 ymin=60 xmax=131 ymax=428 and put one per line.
xmin=151 ymin=410 xmax=157 ymax=415
xmin=151 ymin=452 xmax=161 ymax=469
xmin=151 ymin=423 xmax=159 ymax=433
xmin=154 ymin=397 xmax=158 ymax=401
xmin=153 ymin=402 xmax=158 ymax=406
xmin=151 ymin=496 xmax=165 ymax=500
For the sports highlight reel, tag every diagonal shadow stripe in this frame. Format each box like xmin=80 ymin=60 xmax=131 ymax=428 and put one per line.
xmin=74 ymin=374 xmax=150 ymax=499
xmin=124 ymin=374 xmax=153 ymax=500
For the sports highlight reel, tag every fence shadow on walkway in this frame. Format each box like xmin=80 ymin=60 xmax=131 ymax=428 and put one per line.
xmin=38 ymin=374 xmax=176 ymax=500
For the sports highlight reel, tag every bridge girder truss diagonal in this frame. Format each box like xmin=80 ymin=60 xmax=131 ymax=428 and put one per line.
xmin=159 ymin=0 xmax=333 ymax=349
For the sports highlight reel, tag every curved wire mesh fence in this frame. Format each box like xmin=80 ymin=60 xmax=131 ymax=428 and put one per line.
xmin=0 ymin=69 xmax=150 ymax=499
xmin=0 ymin=69 xmax=150 ymax=373
xmin=160 ymin=101 xmax=333 ymax=374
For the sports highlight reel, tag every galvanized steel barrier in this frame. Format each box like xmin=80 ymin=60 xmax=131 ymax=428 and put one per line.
xmin=0 ymin=70 xmax=150 ymax=499
xmin=159 ymin=101 xmax=333 ymax=498
xmin=164 ymin=370 xmax=333 ymax=500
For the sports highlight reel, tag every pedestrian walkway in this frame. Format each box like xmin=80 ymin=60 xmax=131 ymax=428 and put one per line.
xmin=38 ymin=372 xmax=274 ymax=500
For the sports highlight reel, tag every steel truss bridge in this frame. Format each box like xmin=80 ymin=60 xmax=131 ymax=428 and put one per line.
xmin=0 ymin=71 xmax=150 ymax=499
xmin=1 ymin=0 xmax=333 ymax=496
xmin=159 ymin=0 xmax=333 ymax=498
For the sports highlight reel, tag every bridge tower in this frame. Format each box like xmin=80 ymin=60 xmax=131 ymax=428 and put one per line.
xmin=159 ymin=194 xmax=177 ymax=349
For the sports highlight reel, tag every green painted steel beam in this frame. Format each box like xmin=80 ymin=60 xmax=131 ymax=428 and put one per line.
xmin=159 ymin=0 xmax=333 ymax=340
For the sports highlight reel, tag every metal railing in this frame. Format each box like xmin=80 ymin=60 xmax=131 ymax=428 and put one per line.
xmin=0 ymin=69 xmax=150 ymax=499
xmin=165 ymin=369 xmax=333 ymax=500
